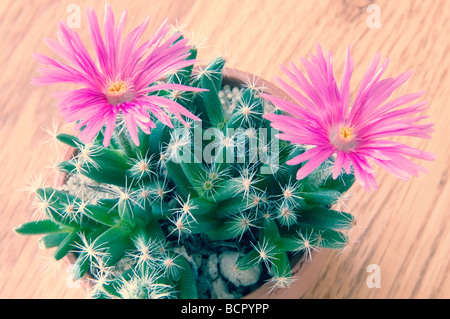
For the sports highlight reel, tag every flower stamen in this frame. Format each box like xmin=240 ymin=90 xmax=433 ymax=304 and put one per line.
xmin=106 ymin=80 xmax=132 ymax=106
xmin=108 ymin=81 xmax=127 ymax=96
xmin=339 ymin=127 xmax=353 ymax=141
xmin=330 ymin=125 xmax=357 ymax=151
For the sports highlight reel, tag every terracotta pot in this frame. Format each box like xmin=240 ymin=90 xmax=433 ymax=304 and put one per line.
xmin=54 ymin=68 xmax=330 ymax=299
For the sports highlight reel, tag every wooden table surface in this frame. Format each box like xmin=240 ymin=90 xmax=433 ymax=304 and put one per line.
xmin=1 ymin=0 xmax=448 ymax=299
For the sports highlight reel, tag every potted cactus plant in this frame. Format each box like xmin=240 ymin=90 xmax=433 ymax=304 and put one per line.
xmin=15 ymin=5 xmax=435 ymax=299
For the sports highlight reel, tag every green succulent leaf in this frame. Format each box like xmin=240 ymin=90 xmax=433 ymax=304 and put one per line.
xmin=53 ymin=232 xmax=79 ymax=260
xmin=299 ymin=207 xmax=354 ymax=230
xmin=176 ymin=256 xmax=198 ymax=299
xmin=38 ymin=232 xmax=70 ymax=249
xmin=14 ymin=219 xmax=71 ymax=235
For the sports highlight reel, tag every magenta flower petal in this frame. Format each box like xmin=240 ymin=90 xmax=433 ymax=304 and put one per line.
xmin=295 ymin=148 xmax=335 ymax=180
xmin=33 ymin=4 xmax=200 ymax=147
xmin=263 ymin=44 xmax=436 ymax=191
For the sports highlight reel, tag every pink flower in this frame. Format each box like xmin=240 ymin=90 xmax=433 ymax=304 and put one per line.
xmin=32 ymin=4 xmax=202 ymax=147
xmin=263 ymin=44 xmax=436 ymax=191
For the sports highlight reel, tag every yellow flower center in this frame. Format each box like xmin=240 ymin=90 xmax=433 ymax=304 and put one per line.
xmin=106 ymin=80 xmax=132 ymax=106
xmin=107 ymin=81 xmax=127 ymax=96
xmin=330 ymin=125 xmax=357 ymax=152
xmin=339 ymin=127 xmax=353 ymax=141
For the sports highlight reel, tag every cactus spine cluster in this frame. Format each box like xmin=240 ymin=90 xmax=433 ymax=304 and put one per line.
xmin=15 ymin=43 xmax=355 ymax=299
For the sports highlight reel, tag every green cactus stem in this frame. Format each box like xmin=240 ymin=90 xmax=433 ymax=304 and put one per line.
xmin=16 ymin=55 xmax=355 ymax=299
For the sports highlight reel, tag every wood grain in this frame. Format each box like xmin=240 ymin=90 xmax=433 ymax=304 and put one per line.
xmin=1 ymin=0 xmax=448 ymax=299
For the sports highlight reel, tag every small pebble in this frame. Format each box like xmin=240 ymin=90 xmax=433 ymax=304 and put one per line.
xmin=219 ymin=251 xmax=262 ymax=287
xmin=211 ymin=277 xmax=235 ymax=299
xmin=205 ymin=254 xmax=219 ymax=280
